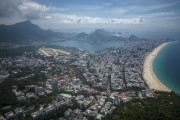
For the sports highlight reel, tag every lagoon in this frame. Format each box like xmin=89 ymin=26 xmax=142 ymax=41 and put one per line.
xmin=55 ymin=40 xmax=124 ymax=51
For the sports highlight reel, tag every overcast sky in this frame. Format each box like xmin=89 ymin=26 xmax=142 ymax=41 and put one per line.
xmin=0 ymin=0 xmax=180 ymax=39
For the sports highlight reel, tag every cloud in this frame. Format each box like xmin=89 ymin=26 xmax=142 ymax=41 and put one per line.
xmin=148 ymin=12 xmax=174 ymax=18
xmin=0 ymin=0 xmax=20 ymax=17
xmin=111 ymin=8 xmax=129 ymax=15
xmin=127 ymin=3 xmax=178 ymax=12
xmin=0 ymin=0 xmax=52 ymax=19
xmin=47 ymin=13 xmax=143 ymax=25
xmin=110 ymin=1 xmax=179 ymax=16
xmin=45 ymin=16 xmax=52 ymax=19
xmin=18 ymin=1 xmax=51 ymax=19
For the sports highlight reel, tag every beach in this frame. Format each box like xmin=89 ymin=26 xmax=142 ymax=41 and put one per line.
xmin=143 ymin=42 xmax=171 ymax=92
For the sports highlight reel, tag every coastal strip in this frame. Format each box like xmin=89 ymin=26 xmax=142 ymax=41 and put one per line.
xmin=143 ymin=42 xmax=171 ymax=92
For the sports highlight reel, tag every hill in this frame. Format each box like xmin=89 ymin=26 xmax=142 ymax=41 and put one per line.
xmin=87 ymin=29 xmax=126 ymax=44
xmin=103 ymin=92 xmax=180 ymax=120
xmin=0 ymin=20 xmax=64 ymax=43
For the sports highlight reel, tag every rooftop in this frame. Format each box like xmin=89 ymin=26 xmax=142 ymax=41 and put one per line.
xmin=60 ymin=93 xmax=72 ymax=98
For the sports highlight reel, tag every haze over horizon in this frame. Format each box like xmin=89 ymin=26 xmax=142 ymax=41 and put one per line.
xmin=0 ymin=0 xmax=180 ymax=40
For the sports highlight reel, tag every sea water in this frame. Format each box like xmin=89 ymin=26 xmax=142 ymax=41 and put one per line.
xmin=153 ymin=41 xmax=180 ymax=93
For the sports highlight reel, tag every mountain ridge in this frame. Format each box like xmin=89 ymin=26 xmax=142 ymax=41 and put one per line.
xmin=0 ymin=20 xmax=139 ymax=44
xmin=0 ymin=20 xmax=64 ymax=43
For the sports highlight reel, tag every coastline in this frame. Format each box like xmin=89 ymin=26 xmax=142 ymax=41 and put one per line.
xmin=143 ymin=42 xmax=171 ymax=92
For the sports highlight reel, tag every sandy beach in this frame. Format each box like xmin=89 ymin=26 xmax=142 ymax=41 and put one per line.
xmin=143 ymin=42 xmax=171 ymax=92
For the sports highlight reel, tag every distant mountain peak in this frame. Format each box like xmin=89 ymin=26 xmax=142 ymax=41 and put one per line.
xmin=76 ymin=32 xmax=88 ymax=39
xmin=91 ymin=29 xmax=111 ymax=36
xmin=94 ymin=28 xmax=107 ymax=33
xmin=24 ymin=20 xmax=31 ymax=23
xmin=129 ymin=34 xmax=138 ymax=38
xmin=129 ymin=34 xmax=139 ymax=41
xmin=0 ymin=20 xmax=64 ymax=43
xmin=15 ymin=20 xmax=32 ymax=25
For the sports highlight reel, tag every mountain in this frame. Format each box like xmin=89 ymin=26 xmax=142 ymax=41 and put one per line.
xmin=87 ymin=29 xmax=126 ymax=44
xmin=129 ymin=34 xmax=139 ymax=41
xmin=0 ymin=20 xmax=131 ymax=44
xmin=0 ymin=20 xmax=64 ymax=43
xmin=68 ymin=29 xmax=127 ymax=44
xmin=75 ymin=32 xmax=88 ymax=39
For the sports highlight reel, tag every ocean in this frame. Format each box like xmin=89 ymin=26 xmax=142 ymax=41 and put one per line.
xmin=153 ymin=41 xmax=180 ymax=93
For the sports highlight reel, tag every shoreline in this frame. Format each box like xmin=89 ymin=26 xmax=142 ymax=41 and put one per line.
xmin=143 ymin=42 xmax=171 ymax=92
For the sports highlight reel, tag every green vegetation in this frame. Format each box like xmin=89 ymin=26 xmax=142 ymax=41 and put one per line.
xmin=0 ymin=66 xmax=47 ymax=114
xmin=0 ymin=75 xmax=17 ymax=107
xmin=0 ymin=46 xmax=39 ymax=57
xmin=103 ymin=92 xmax=180 ymax=120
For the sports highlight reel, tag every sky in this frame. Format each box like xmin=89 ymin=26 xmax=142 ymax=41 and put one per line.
xmin=0 ymin=0 xmax=180 ymax=39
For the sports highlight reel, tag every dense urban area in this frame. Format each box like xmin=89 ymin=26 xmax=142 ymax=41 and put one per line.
xmin=0 ymin=39 xmax=179 ymax=120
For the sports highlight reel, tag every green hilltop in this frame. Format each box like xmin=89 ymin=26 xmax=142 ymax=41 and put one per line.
xmin=103 ymin=92 xmax=180 ymax=120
